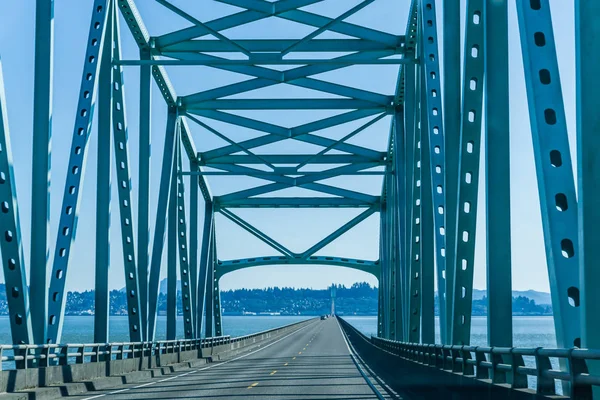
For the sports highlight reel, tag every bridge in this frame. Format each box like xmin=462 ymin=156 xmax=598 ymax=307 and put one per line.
xmin=1 ymin=0 xmax=600 ymax=398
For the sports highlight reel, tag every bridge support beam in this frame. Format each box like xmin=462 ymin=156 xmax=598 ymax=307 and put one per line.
xmin=94 ymin=0 xmax=114 ymax=344
xmin=167 ymin=132 xmax=179 ymax=341
xmin=0 ymin=56 xmax=32 ymax=346
xmin=197 ymin=202 xmax=214 ymax=338
xmin=516 ymin=0 xmax=581 ymax=350
xmin=442 ymin=0 xmax=460 ymax=347
xmin=484 ymin=0 xmax=512 ymax=348
xmin=137 ymin=47 xmax=152 ymax=342
xmin=46 ymin=0 xmax=111 ymax=344
xmin=576 ymin=0 xmax=600 ymax=386
xmin=30 ymin=0 xmax=54 ymax=347
xmin=147 ymin=109 xmax=178 ymax=341
xmin=450 ymin=0 xmax=486 ymax=346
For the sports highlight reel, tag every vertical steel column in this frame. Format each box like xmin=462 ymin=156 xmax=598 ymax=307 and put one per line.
xmin=407 ymin=101 xmax=422 ymax=343
xmin=138 ymin=48 xmax=152 ymax=341
xmin=30 ymin=0 xmax=54 ymax=346
xmin=189 ymin=161 xmax=199 ymax=338
xmin=205 ymin=226 xmax=215 ymax=338
xmin=451 ymin=0 xmax=486 ymax=346
xmin=485 ymin=0 xmax=512 ymax=348
xmin=516 ymin=0 xmax=581 ymax=349
xmin=0 ymin=57 xmax=32 ymax=345
xmin=197 ymin=201 xmax=213 ymax=337
xmin=420 ymin=0 xmax=448 ymax=346
xmin=167 ymin=130 xmax=179 ymax=341
xmin=392 ymin=118 xmax=405 ymax=341
xmin=214 ymin=275 xmax=223 ymax=337
xmin=176 ymin=145 xmax=194 ymax=339
xmin=110 ymin=12 xmax=142 ymax=342
xmin=420 ymin=79 xmax=435 ymax=345
xmin=403 ymin=65 xmax=416 ymax=343
xmin=382 ymin=200 xmax=390 ymax=338
xmin=576 ymin=1 xmax=600 ymax=354
xmin=389 ymin=164 xmax=401 ymax=340
xmin=47 ymin=0 xmax=110 ymax=344
xmin=442 ymin=0 xmax=461 ymax=346
xmin=94 ymin=1 xmax=114 ymax=344
xmin=147 ymin=109 xmax=178 ymax=341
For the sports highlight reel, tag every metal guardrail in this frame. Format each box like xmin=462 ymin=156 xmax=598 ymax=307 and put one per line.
xmin=370 ymin=336 xmax=600 ymax=399
xmin=0 ymin=318 xmax=315 ymax=371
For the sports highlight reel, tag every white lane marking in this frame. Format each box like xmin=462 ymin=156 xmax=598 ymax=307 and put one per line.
xmin=336 ymin=318 xmax=386 ymax=400
xmin=80 ymin=321 xmax=317 ymax=400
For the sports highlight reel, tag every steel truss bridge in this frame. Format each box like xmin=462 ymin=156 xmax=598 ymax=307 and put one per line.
xmin=1 ymin=0 xmax=600 ymax=398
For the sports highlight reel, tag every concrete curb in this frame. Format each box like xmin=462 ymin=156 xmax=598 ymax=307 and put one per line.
xmin=0 ymin=358 xmax=211 ymax=400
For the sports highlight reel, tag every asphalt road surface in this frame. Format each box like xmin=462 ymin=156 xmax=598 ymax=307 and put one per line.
xmin=71 ymin=318 xmax=390 ymax=400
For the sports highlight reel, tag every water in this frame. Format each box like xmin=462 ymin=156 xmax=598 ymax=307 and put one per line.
xmin=1 ymin=315 xmax=559 ymax=391
xmin=0 ymin=315 xmax=313 ymax=345
xmin=343 ymin=316 xmax=557 ymax=348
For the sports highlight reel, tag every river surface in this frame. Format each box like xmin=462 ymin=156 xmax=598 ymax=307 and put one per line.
xmin=0 ymin=315 xmax=560 ymax=391
xmin=0 ymin=315 xmax=556 ymax=346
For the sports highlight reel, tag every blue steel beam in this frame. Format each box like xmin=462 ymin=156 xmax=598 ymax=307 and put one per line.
xmin=0 ymin=56 xmax=32 ymax=345
xmin=188 ymin=160 xmax=199 ymax=338
xmin=47 ymin=0 xmax=110 ymax=344
xmin=184 ymin=114 xmax=276 ymax=170
xmin=155 ymin=0 xmax=325 ymax=48
xmin=280 ymin=0 xmax=375 ymax=56
xmin=161 ymin=39 xmax=400 ymax=53
xmin=197 ymin=109 xmax=385 ymax=161
xmin=175 ymin=143 xmax=195 ymax=339
xmin=442 ymin=0 xmax=460 ymax=346
xmin=217 ymin=197 xmax=378 ymax=208
xmin=196 ymin=202 xmax=214 ymax=338
xmin=30 ymin=0 xmax=54 ymax=346
xmin=94 ymin=0 xmax=114 ymax=343
xmin=204 ymin=154 xmax=385 ymax=165
xmin=216 ymin=256 xmax=379 ymax=279
xmin=300 ymin=206 xmax=377 ymax=259
xmin=450 ymin=0 xmax=486 ymax=346
xmin=516 ymin=0 xmax=581 ymax=350
xmin=111 ymin=13 xmax=143 ymax=342
xmin=419 ymin=1 xmax=448 ymax=346
xmin=119 ymin=57 xmax=408 ymax=66
xmin=186 ymin=99 xmax=384 ymax=110
xmin=576 ymin=0 xmax=600 ymax=356
xmin=155 ymin=0 xmax=252 ymax=57
xmin=485 ymin=0 xmax=512 ymax=348
xmin=219 ymin=209 xmax=295 ymax=258
xmin=215 ymin=0 xmax=400 ymax=46
xmin=182 ymin=77 xmax=392 ymax=106
xmin=137 ymin=48 xmax=151 ymax=341
xmin=147 ymin=110 xmax=178 ymax=341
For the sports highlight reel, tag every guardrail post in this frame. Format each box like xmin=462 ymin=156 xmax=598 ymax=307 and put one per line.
xmin=59 ymin=346 xmax=68 ymax=366
xmin=461 ymin=347 xmax=474 ymax=376
xmin=76 ymin=346 xmax=84 ymax=364
xmin=568 ymin=349 xmax=592 ymax=399
xmin=510 ymin=350 xmax=528 ymax=389
xmin=40 ymin=345 xmax=49 ymax=368
xmin=490 ymin=350 xmax=506 ymax=384
xmin=534 ymin=347 xmax=555 ymax=395
xmin=475 ymin=350 xmax=488 ymax=379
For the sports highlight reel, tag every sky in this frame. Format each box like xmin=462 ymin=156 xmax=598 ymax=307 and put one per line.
xmin=0 ymin=0 xmax=577 ymax=293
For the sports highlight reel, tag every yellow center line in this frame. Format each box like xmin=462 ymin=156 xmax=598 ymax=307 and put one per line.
xmin=270 ymin=370 xmax=277 ymax=375
xmin=303 ymin=347 xmax=306 ymax=350
xmin=247 ymin=382 xmax=259 ymax=389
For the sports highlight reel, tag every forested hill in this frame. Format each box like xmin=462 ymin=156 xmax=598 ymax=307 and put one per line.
xmin=0 ymin=283 xmax=551 ymax=316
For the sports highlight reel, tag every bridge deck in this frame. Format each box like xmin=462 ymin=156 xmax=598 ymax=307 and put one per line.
xmin=68 ymin=318 xmax=387 ymax=400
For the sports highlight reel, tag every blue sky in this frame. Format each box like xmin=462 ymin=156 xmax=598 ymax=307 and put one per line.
xmin=0 ymin=0 xmax=576 ymax=292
